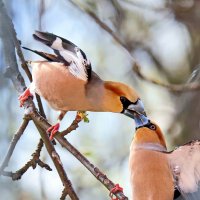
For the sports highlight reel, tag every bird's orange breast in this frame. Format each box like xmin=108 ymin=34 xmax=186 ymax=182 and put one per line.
xmin=31 ymin=61 xmax=91 ymax=110
xmin=129 ymin=145 xmax=174 ymax=200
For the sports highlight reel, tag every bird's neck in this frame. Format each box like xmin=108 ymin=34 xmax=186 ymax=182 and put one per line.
xmin=133 ymin=127 xmax=167 ymax=149
xmin=102 ymin=81 xmax=139 ymax=112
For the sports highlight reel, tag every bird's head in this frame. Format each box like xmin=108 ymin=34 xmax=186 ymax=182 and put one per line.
xmin=103 ymin=81 xmax=145 ymax=115
xmin=120 ymin=96 xmax=166 ymax=147
xmin=133 ymin=121 xmax=167 ymax=148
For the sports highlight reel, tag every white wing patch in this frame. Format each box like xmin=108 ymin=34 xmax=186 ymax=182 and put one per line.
xmin=51 ymin=37 xmax=88 ymax=81
xmin=168 ymin=141 xmax=200 ymax=194
xmin=51 ymin=37 xmax=63 ymax=50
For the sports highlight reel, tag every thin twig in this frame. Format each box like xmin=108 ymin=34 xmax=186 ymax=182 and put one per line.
xmin=60 ymin=113 xmax=82 ymax=137
xmin=68 ymin=0 xmax=130 ymax=52
xmin=133 ymin=62 xmax=200 ymax=92
xmin=34 ymin=124 xmax=79 ymax=200
xmin=30 ymin=112 xmax=128 ymax=199
xmin=1 ymin=1 xmax=128 ymax=198
xmin=60 ymin=188 xmax=68 ymax=200
xmin=0 ymin=117 xmax=30 ymax=174
xmin=57 ymin=137 xmax=128 ymax=200
xmin=1 ymin=138 xmax=51 ymax=180
xmin=0 ymin=1 xmax=78 ymax=199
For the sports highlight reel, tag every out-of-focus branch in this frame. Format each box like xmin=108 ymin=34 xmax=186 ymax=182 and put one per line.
xmin=0 ymin=117 xmax=30 ymax=174
xmin=68 ymin=0 xmax=131 ymax=52
xmin=70 ymin=0 xmax=200 ymax=93
xmin=133 ymin=63 xmax=200 ymax=92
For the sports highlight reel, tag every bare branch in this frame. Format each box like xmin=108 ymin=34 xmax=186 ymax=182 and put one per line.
xmin=60 ymin=112 xmax=83 ymax=137
xmin=0 ymin=117 xmax=30 ymax=174
xmin=1 ymin=1 xmax=128 ymax=199
xmin=60 ymin=188 xmax=68 ymax=200
xmin=70 ymin=1 xmax=200 ymax=94
xmin=57 ymin=136 xmax=128 ymax=200
xmin=28 ymin=109 xmax=128 ymax=199
xmin=0 ymin=0 xmax=26 ymax=93
xmin=133 ymin=63 xmax=200 ymax=92
xmin=34 ymin=121 xmax=79 ymax=200
xmin=68 ymin=0 xmax=130 ymax=52
xmin=0 ymin=1 xmax=78 ymax=199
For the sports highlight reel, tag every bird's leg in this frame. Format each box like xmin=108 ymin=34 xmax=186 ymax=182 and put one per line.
xmin=109 ymin=184 xmax=123 ymax=200
xmin=47 ymin=111 xmax=67 ymax=140
xmin=18 ymin=87 xmax=33 ymax=107
xmin=58 ymin=111 xmax=67 ymax=121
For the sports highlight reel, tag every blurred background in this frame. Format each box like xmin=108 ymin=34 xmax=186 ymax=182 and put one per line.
xmin=1 ymin=0 xmax=200 ymax=199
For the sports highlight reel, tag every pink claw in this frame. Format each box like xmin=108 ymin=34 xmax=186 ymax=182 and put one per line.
xmin=47 ymin=123 xmax=60 ymax=140
xmin=109 ymin=184 xmax=123 ymax=200
xmin=18 ymin=88 xmax=33 ymax=107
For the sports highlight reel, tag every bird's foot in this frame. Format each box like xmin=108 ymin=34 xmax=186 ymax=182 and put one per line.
xmin=47 ymin=123 xmax=60 ymax=140
xmin=109 ymin=184 xmax=123 ymax=200
xmin=18 ymin=88 xmax=33 ymax=107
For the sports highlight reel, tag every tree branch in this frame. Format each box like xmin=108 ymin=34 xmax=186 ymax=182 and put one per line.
xmin=30 ymin=112 xmax=128 ymax=199
xmin=34 ymin=124 xmax=79 ymax=200
xmin=60 ymin=112 xmax=83 ymax=137
xmin=0 ymin=1 xmax=78 ymax=199
xmin=133 ymin=63 xmax=200 ymax=92
xmin=68 ymin=0 xmax=131 ymax=52
xmin=60 ymin=188 xmax=68 ymax=200
xmin=0 ymin=117 xmax=30 ymax=174
xmin=70 ymin=0 xmax=200 ymax=93
xmin=0 ymin=1 xmax=128 ymax=199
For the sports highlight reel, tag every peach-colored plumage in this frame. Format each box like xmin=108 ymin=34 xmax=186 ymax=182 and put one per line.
xmin=30 ymin=61 xmax=139 ymax=113
xmin=126 ymin=102 xmax=200 ymax=200
xmin=129 ymin=124 xmax=174 ymax=200
xmin=20 ymin=31 xmax=144 ymax=139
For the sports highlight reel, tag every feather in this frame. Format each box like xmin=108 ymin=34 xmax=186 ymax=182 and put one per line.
xmin=33 ymin=31 xmax=92 ymax=81
xmin=22 ymin=46 xmax=59 ymax=62
xmin=168 ymin=140 xmax=200 ymax=200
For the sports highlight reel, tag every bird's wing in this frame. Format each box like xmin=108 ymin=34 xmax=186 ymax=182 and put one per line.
xmin=33 ymin=31 xmax=91 ymax=82
xmin=168 ymin=140 xmax=200 ymax=200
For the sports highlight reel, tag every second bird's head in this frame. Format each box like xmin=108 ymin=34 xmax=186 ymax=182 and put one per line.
xmin=120 ymin=96 xmax=166 ymax=147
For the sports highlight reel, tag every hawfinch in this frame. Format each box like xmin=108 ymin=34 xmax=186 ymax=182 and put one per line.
xmin=122 ymin=98 xmax=200 ymax=200
xmin=19 ymin=31 xmax=145 ymax=139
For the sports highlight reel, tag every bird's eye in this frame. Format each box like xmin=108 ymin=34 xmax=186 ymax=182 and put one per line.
xmin=83 ymin=60 xmax=87 ymax=65
xmin=149 ymin=124 xmax=156 ymax=130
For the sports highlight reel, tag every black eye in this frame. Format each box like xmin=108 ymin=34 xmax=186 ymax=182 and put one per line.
xmin=149 ymin=124 xmax=156 ymax=130
xmin=120 ymin=96 xmax=132 ymax=108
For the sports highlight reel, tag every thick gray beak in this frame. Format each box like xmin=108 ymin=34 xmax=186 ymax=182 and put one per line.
xmin=126 ymin=99 xmax=146 ymax=117
xmin=123 ymin=99 xmax=149 ymax=128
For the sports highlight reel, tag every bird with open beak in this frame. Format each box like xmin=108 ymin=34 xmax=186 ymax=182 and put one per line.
xmin=19 ymin=31 xmax=144 ymax=140
xmin=122 ymin=97 xmax=200 ymax=200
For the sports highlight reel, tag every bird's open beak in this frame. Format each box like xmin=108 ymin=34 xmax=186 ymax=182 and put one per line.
xmin=123 ymin=99 xmax=149 ymax=128
xmin=123 ymin=99 xmax=146 ymax=118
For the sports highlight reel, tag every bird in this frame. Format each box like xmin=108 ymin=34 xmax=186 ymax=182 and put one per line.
xmin=121 ymin=97 xmax=200 ymax=200
xmin=19 ymin=31 xmax=146 ymax=140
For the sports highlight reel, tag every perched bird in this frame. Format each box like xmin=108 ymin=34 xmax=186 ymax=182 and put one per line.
xmin=19 ymin=31 xmax=145 ymax=139
xmin=122 ymin=98 xmax=200 ymax=200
